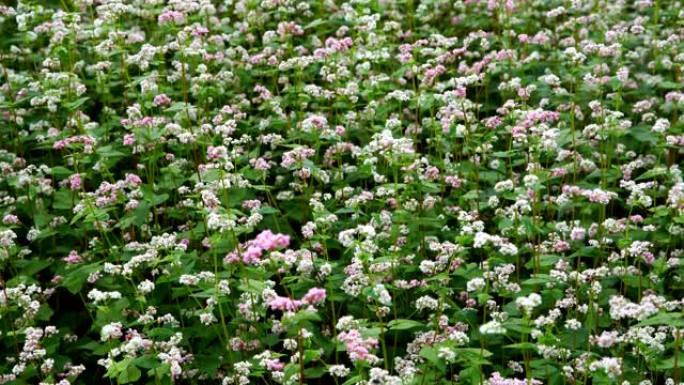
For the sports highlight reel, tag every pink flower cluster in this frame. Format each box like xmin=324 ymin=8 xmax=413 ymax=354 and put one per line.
xmin=153 ymin=93 xmax=171 ymax=106
xmin=121 ymin=116 xmax=155 ymax=128
xmin=561 ymin=185 xmax=617 ymax=205
xmin=207 ymin=145 xmax=228 ymax=160
xmin=424 ymin=64 xmax=446 ymax=85
xmin=63 ymin=250 xmax=82 ymax=264
xmin=123 ymin=133 xmax=136 ymax=146
xmin=158 ymin=10 xmax=185 ymax=25
xmin=281 ymin=147 xmax=315 ymax=168
xmin=268 ymin=287 xmax=327 ymax=312
xmin=69 ymin=173 xmax=82 ymax=190
xmin=302 ymin=287 xmax=326 ymax=304
xmin=268 ymin=296 xmax=301 ymax=312
xmin=337 ymin=329 xmax=379 ymax=362
xmin=224 ymin=230 xmax=290 ymax=264
xmin=264 ymin=359 xmax=284 ymax=371
xmin=52 ymin=135 xmax=96 ymax=151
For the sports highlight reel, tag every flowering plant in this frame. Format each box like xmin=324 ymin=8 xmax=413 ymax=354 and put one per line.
xmin=1 ymin=1 xmax=684 ymax=385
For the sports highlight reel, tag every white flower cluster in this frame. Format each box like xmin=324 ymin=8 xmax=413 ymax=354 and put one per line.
xmin=516 ymin=293 xmax=543 ymax=316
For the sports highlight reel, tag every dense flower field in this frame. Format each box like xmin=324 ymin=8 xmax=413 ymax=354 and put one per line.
xmin=1 ymin=0 xmax=684 ymax=384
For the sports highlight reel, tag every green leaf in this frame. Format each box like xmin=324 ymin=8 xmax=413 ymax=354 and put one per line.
xmin=16 ymin=259 xmax=52 ymax=276
xmin=152 ymin=193 xmax=169 ymax=206
xmin=53 ymin=189 xmax=73 ymax=210
xmin=659 ymin=81 xmax=684 ymax=90
xmin=51 ymin=166 xmax=73 ymax=178
xmin=654 ymin=353 xmax=684 ymax=369
xmin=628 ymin=126 xmax=658 ymax=145
xmin=504 ymin=342 xmax=537 ymax=351
xmin=304 ymin=19 xmax=327 ymax=30
xmin=342 ymin=376 xmax=363 ymax=385
xmin=64 ymin=96 xmax=89 ymax=111
xmin=96 ymin=145 xmax=127 ymax=160
xmin=419 ymin=346 xmax=446 ymax=371
xmin=638 ymin=312 xmax=684 ymax=327
xmin=387 ymin=319 xmax=424 ymax=331
xmin=61 ymin=263 xmax=100 ymax=294
xmin=290 ymin=309 xmax=322 ymax=324
xmin=455 ymin=347 xmax=493 ymax=358
xmin=259 ymin=206 xmax=280 ymax=215
xmin=118 ymin=364 xmax=141 ymax=384
xmin=459 ymin=367 xmax=482 ymax=385
xmin=635 ymin=167 xmax=668 ymax=181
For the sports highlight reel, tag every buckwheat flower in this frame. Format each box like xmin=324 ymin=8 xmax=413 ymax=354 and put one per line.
xmin=516 ymin=293 xmax=542 ymax=316
xmin=153 ymin=93 xmax=171 ymax=106
xmin=487 ymin=372 xmax=541 ymax=385
xmin=667 ymin=258 xmax=680 ymax=268
xmin=438 ymin=347 xmax=457 ymax=363
xmin=234 ymin=246 xmax=263 ymax=264
xmin=387 ymin=90 xmax=412 ymax=102
xmin=268 ymin=296 xmax=302 ymax=312
xmin=2 ymin=214 xmax=19 ymax=225
xmin=254 ymin=230 xmax=290 ymax=251
xmin=87 ymin=289 xmax=122 ymax=303
xmin=594 ymin=331 xmax=619 ymax=348
xmin=199 ymin=312 xmax=217 ymax=325
xmin=445 ymin=175 xmax=463 ymax=188
xmin=337 ymin=329 xmax=378 ymax=362
xmin=416 ymin=295 xmax=439 ymax=311
xmin=668 ymin=183 xmax=684 ymax=212
xmin=484 ymin=116 xmax=503 ymax=128
xmin=480 ymin=320 xmax=506 ymax=335
xmin=494 ymin=180 xmax=515 ymax=192
xmin=207 ymin=145 xmax=228 ymax=160
xmin=467 ymin=277 xmax=486 ymax=292
xmin=264 ymin=358 xmax=284 ymax=372
xmin=100 ymin=322 xmax=123 ymax=341
xmin=565 ymin=319 xmax=581 ymax=330
xmin=373 ymin=284 xmax=392 ymax=306
xmin=63 ymin=250 xmax=82 ymax=264
xmin=207 ymin=212 xmax=236 ymax=233
xmin=158 ymin=10 xmax=185 ymax=25
xmin=420 ymin=260 xmax=437 ymax=275
xmin=123 ymin=133 xmax=135 ymax=146
xmin=329 ymin=365 xmax=350 ymax=377
xmin=87 ymin=271 xmax=101 ymax=283
xmin=250 ymin=157 xmax=272 ymax=171
xmin=652 ymin=118 xmax=670 ymax=133
xmin=301 ymin=221 xmax=316 ymax=239
xmin=121 ymin=173 xmax=142 ymax=187
xmin=40 ymin=358 xmax=54 ymax=374
xmin=283 ymin=338 xmax=297 ymax=351
xmin=423 ymin=64 xmax=446 ymax=85
xmin=570 ymin=227 xmax=586 ymax=241
xmin=499 ymin=242 xmax=519 ymax=256
xmin=553 ymin=240 xmax=570 ymax=253
xmin=201 ymin=190 xmax=221 ymax=211
xmin=26 ymin=227 xmax=41 ymax=242
xmin=179 ymin=275 xmax=199 ymax=286
xmin=616 ymin=67 xmax=629 ymax=83
xmin=589 ymin=357 xmax=622 ymax=378
xmin=137 ymin=279 xmax=155 ymax=294
xmin=191 ymin=25 xmax=209 ymax=37
xmin=0 ymin=229 xmax=17 ymax=247
xmin=277 ymin=21 xmax=304 ymax=37
xmin=68 ymin=173 xmax=81 ymax=190
xmin=302 ymin=287 xmax=326 ymax=305
xmin=583 ymin=188 xmax=616 ymax=205
xmin=301 ymin=114 xmax=328 ymax=132
xmin=325 ymin=36 xmax=353 ymax=52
